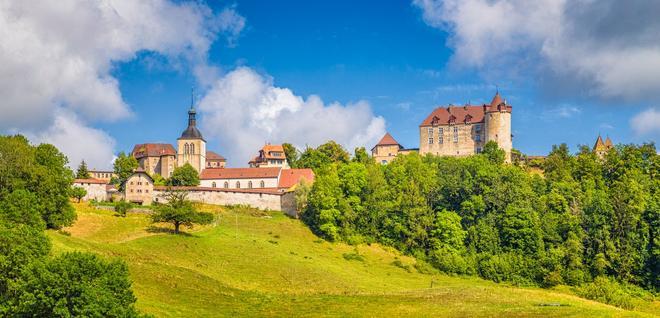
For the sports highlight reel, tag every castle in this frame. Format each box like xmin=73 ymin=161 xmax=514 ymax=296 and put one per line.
xmin=372 ymin=92 xmax=513 ymax=162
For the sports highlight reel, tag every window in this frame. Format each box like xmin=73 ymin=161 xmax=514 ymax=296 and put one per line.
xmin=382 ymin=160 xmax=387 ymax=164
xmin=248 ymin=181 xmax=253 ymax=189
xmin=427 ymin=127 xmax=434 ymax=144
xmin=236 ymin=181 xmax=241 ymax=189
xmin=184 ymin=143 xmax=189 ymax=155
xmin=130 ymin=181 xmax=134 ymax=185
xmin=453 ymin=126 xmax=459 ymax=143
xmin=260 ymin=180 xmax=265 ymax=188
xmin=145 ymin=189 xmax=149 ymax=193
xmin=475 ymin=124 xmax=482 ymax=133
xmin=476 ymin=147 xmax=482 ymax=153
xmin=475 ymin=135 xmax=481 ymax=142
xmin=438 ymin=128 xmax=444 ymax=144
xmin=212 ymin=182 xmax=216 ymax=188
xmin=224 ymin=181 xmax=229 ymax=188
xmin=190 ymin=143 xmax=195 ymax=155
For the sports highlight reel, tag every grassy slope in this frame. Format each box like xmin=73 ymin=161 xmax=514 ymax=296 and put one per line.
xmin=48 ymin=203 xmax=659 ymax=317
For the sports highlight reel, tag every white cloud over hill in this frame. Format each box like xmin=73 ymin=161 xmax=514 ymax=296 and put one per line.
xmin=198 ymin=67 xmax=386 ymax=166
xmin=0 ymin=0 xmax=242 ymax=169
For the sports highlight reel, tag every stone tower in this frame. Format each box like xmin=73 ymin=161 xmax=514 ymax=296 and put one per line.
xmin=484 ymin=92 xmax=512 ymax=162
xmin=177 ymin=99 xmax=206 ymax=173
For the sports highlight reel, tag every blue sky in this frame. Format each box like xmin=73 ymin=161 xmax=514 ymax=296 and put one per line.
xmin=1 ymin=0 xmax=659 ymax=168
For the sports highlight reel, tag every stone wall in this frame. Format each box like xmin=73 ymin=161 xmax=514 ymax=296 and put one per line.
xmin=419 ymin=123 xmax=485 ymax=157
xmin=372 ymin=144 xmax=401 ymax=164
xmin=152 ymin=187 xmax=294 ymax=214
xmin=199 ymin=177 xmax=279 ymax=189
xmin=73 ymin=183 xmax=107 ymax=202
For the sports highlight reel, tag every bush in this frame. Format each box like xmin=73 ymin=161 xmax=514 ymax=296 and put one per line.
xmin=114 ymin=200 xmax=132 ymax=217
xmin=477 ymin=253 xmax=539 ymax=286
xmin=429 ymin=247 xmax=474 ymax=275
xmin=342 ymin=251 xmax=365 ymax=262
xmin=574 ymin=277 xmax=652 ymax=310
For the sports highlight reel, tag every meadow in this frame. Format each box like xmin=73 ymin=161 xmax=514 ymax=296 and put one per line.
xmin=48 ymin=203 xmax=659 ymax=317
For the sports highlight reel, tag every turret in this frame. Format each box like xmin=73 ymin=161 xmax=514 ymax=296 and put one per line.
xmin=484 ymin=92 xmax=512 ymax=162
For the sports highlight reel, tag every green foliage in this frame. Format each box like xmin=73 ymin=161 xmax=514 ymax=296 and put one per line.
xmin=7 ymin=252 xmax=141 ymax=317
xmin=151 ymin=173 xmax=167 ymax=186
xmin=352 ymin=147 xmax=371 ymax=164
xmin=0 ymin=190 xmax=46 ymax=229
xmin=151 ymin=191 xmax=213 ymax=234
xmin=574 ymin=276 xmax=653 ymax=310
xmin=297 ymin=141 xmax=350 ymax=171
xmin=482 ymin=141 xmax=505 ymax=164
xmin=301 ymin=141 xmax=660 ymax=292
xmin=114 ymin=200 xmax=132 ymax=217
xmin=70 ymin=186 xmax=87 ymax=203
xmin=0 ymin=223 xmax=51 ymax=301
xmin=168 ymin=163 xmax=200 ymax=186
xmin=294 ymin=178 xmax=312 ymax=214
xmin=76 ymin=160 xmax=91 ymax=179
xmin=282 ymin=143 xmax=299 ymax=168
xmin=113 ymin=151 xmax=138 ymax=189
xmin=0 ymin=135 xmax=75 ymax=229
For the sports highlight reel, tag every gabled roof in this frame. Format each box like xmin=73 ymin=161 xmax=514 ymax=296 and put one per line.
xmin=376 ymin=133 xmax=400 ymax=146
xmin=200 ymin=167 xmax=282 ymax=180
xmin=132 ymin=143 xmax=176 ymax=158
xmin=604 ymin=137 xmax=613 ymax=147
xmin=278 ymin=169 xmax=315 ymax=189
xmin=206 ymin=151 xmax=226 ymax=161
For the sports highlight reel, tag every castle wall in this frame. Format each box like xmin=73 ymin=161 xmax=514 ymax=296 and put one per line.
xmin=200 ymin=177 xmax=279 ymax=189
xmin=419 ymin=123 xmax=485 ymax=157
xmin=152 ymin=188 xmax=294 ymax=215
xmin=73 ymin=182 xmax=107 ymax=202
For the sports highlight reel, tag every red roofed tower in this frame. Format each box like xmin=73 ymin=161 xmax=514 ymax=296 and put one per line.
xmin=485 ymin=92 xmax=513 ymax=162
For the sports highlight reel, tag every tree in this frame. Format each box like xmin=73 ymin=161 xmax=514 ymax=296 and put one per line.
xmin=7 ymin=252 xmax=141 ymax=317
xmin=352 ymin=147 xmax=371 ymax=164
xmin=76 ymin=160 xmax=90 ymax=179
xmin=151 ymin=191 xmax=213 ymax=234
xmin=0 ymin=223 xmax=51 ymax=300
xmin=114 ymin=200 xmax=132 ymax=217
xmin=317 ymin=141 xmax=350 ymax=163
xmin=70 ymin=186 xmax=87 ymax=203
xmin=168 ymin=163 xmax=200 ymax=186
xmin=113 ymin=152 xmax=138 ymax=189
xmin=482 ymin=141 xmax=505 ymax=164
xmin=0 ymin=190 xmax=45 ymax=229
xmin=294 ymin=178 xmax=312 ymax=214
xmin=151 ymin=173 xmax=167 ymax=186
xmin=282 ymin=143 xmax=299 ymax=168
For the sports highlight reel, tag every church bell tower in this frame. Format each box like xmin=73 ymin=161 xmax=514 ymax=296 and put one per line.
xmin=177 ymin=92 xmax=206 ymax=172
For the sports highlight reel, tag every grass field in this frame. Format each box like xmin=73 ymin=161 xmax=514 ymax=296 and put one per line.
xmin=47 ymin=203 xmax=659 ymax=317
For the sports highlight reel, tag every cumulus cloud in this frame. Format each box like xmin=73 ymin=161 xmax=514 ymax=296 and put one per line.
xmin=198 ymin=67 xmax=386 ymax=166
xmin=630 ymin=108 xmax=660 ymax=136
xmin=413 ymin=0 xmax=660 ymax=102
xmin=541 ymin=105 xmax=582 ymax=120
xmin=0 ymin=0 xmax=242 ymax=169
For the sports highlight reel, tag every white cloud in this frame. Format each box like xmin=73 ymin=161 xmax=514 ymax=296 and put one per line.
xmin=0 ymin=0 xmax=243 ymax=168
xmin=413 ymin=0 xmax=660 ymax=102
xmin=630 ymin=108 xmax=660 ymax=136
xmin=32 ymin=110 xmax=117 ymax=170
xmin=541 ymin=105 xmax=582 ymax=120
xmin=198 ymin=67 xmax=386 ymax=166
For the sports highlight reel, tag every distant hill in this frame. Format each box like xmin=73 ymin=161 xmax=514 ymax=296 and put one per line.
xmin=48 ymin=203 xmax=659 ymax=317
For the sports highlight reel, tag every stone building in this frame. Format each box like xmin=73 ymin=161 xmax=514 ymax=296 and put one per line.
xmin=419 ymin=92 xmax=512 ymax=162
xmin=73 ymin=178 xmax=108 ymax=201
xmin=206 ymin=151 xmax=226 ymax=168
xmin=593 ymin=135 xmax=613 ymax=158
xmin=123 ymin=170 xmax=154 ymax=205
xmin=89 ymin=170 xmax=115 ymax=182
xmin=131 ymin=143 xmax=177 ymax=177
xmin=248 ymin=144 xmax=290 ymax=168
xmin=371 ymin=132 xmax=418 ymax=164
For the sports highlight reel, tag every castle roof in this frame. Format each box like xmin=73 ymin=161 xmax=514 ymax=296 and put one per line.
xmin=420 ymin=93 xmax=512 ymax=127
xmin=593 ymin=135 xmax=605 ymax=150
xmin=372 ymin=132 xmax=403 ymax=151
xmin=604 ymin=137 xmax=613 ymax=147
xmin=132 ymin=143 xmax=176 ymax=158
xmin=206 ymin=151 xmax=226 ymax=161
xmin=73 ymin=178 xmax=107 ymax=185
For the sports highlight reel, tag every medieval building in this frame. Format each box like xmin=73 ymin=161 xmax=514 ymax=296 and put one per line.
xmin=593 ymin=135 xmax=613 ymax=158
xmin=371 ymin=133 xmax=417 ymax=164
xmin=248 ymin=144 xmax=290 ymax=168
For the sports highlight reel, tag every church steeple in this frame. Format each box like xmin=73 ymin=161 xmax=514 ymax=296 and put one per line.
xmin=179 ymin=90 xmax=204 ymax=141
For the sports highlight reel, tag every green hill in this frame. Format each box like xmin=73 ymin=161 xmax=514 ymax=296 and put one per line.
xmin=48 ymin=203 xmax=659 ymax=317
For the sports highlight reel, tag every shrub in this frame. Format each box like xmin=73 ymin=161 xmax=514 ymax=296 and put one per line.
xmin=574 ymin=277 xmax=652 ymax=310
xmin=342 ymin=251 xmax=365 ymax=262
xmin=114 ymin=200 xmax=132 ymax=217
xmin=429 ymin=247 xmax=474 ymax=275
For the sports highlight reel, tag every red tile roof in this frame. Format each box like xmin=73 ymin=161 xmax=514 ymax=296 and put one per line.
xmin=278 ymin=169 xmax=315 ymax=189
xmin=154 ymin=186 xmax=284 ymax=195
xmin=420 ymin=93 xmax=512 ymax=127
xmin=73 ymin=178 xmax=107 ymax=185
xmin=200 ymin=167 xmax=282 ymax=180
xmin=420 ymin=105 xmax=487 ymax=126
xmin=132 ymin=143 xmax=176 ymax=158
xmin=206 ymin=151 xmax=226 ymax=161
xmin=375 ymin=133 xmax=401 ymax=147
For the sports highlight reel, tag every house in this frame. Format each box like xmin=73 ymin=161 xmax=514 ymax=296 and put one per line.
xmin=371 ymin=132 xmax=418 ymax=164
xmin=73 ymin=178 xmax=108 ymax=202
xmin=248 ymin=144 xmax=290 ymax=168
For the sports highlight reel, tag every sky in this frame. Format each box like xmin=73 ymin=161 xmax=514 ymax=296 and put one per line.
xmin=1 ymin=0 xmax=659 ymax=169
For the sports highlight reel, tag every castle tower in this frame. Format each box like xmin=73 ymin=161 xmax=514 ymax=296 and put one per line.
xmin=484 ymin=92 xmax=512 ymax=162
xmin=177 ymin=96 xmax=206 ymax=172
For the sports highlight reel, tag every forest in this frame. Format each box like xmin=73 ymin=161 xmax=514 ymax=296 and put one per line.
xmin=289 ymin=140 xmax=659 ymax=307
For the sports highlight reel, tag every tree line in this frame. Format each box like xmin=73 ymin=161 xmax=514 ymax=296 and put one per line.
xmin=0 ymin=135 xmax=144 ymax=317
xmin=290 ymin=140 xmax=659 ymax=301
